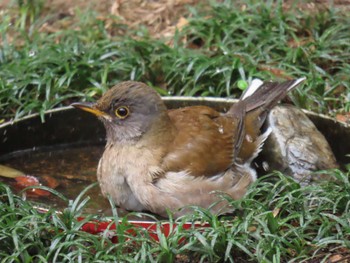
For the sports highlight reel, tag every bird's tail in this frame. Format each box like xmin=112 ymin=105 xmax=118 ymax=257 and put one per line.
xmin=239 ymin=78 xmax=305 ymax=113
xmin=227 ymin=78 xmax=306 ymax=163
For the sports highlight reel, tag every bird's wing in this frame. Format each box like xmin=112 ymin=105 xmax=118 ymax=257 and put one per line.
xmin=160 ymin=106 xmax=240 ymax=177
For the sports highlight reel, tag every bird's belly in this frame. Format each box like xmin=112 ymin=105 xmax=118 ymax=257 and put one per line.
xmin=153 ymin=167 xmax=254 ymax=215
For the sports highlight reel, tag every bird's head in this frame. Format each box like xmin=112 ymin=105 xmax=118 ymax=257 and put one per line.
xmin=72 ymin=81 xmax=169 ymax=144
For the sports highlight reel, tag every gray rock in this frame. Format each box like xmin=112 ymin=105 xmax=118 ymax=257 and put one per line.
xmin=260 ymin=105 xmax=338 ymax=186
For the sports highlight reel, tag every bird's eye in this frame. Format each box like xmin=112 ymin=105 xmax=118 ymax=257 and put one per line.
xmin=115 ymin=106 xmax=130 ymax=119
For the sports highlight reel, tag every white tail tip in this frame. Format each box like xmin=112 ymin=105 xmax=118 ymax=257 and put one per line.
xmin=289 ymin=77 xmax=306 ymax=91
xmin=242 ymin=77 xmax=306 ymax=100
xmin=241 ymin=78 xmax=264 ymax=100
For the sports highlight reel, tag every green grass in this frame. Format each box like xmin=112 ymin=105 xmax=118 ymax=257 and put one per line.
xmin=1 ymin=0 xmax=350 ymax=120
xmin=1 ymin=0 xmax=350 ymax=262
xmin=1 ymin=170 xmax=349 ymax=262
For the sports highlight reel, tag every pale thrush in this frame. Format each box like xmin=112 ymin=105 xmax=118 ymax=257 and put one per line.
xmin=72 ymin=78 xmax=305 ymax=217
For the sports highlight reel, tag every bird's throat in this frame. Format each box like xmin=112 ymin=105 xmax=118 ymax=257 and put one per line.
xmin=104 ymin=112 xmax=176 ymax=150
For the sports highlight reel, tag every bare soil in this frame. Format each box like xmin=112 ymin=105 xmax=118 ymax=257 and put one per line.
xmin=2 ymin=0 xmax=350 ymax=40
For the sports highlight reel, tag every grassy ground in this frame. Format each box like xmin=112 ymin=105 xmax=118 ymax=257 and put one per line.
xmin=1 ymin=0 xmax=350 ymax=262
xmin=1 ymin=0 xmax=350 ymax=121
xmin=1 ymin=171 xmax=350 ymax=262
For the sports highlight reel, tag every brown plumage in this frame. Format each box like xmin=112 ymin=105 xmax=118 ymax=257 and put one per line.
xmin=163 ymin=106 xmax=235 ymax=177
xmin=72 ymin=78 xmax=305 ymax=217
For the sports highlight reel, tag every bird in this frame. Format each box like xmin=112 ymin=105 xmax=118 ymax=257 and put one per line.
xmin=72 ymin=78 xmax=305 ymax=217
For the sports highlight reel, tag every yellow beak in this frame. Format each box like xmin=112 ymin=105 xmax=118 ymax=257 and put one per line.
xmin=71 ymin=102 xmax=108 ymax=118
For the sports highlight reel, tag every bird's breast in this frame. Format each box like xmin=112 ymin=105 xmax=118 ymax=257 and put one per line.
xmin=97 ymin=143 xmax=164 ymax=211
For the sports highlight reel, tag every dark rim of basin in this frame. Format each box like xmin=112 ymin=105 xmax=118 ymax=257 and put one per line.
xmin=1 ymin=97 xmax=350 ymax=166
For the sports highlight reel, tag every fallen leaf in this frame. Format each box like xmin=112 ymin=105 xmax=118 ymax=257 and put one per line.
xmin=14 ymin=175 xmax=50 ymax=197
xmin=248 ymin=226 xmax=257 ymax=232
xmin=110 ymin=0 xmax=121 ymax=17
xmin=272 ymin=208 xmax=281 ymax=217
xmin=15 ymin=175 xmax=40 ymax=187
xmin=42 ymin=175 xmax=59 ymax=189
xmin=336 ymin=113 xmax=350 ymax=124
xmin=0 ymin=164 xmax=25 ymax=178
xmin=258 ymin=65 xmax=292 ymax=79
xmin=176 ymin=17 xmax=188 ymax=31
xmin=329 ymin=254 xmax=344 ymax=263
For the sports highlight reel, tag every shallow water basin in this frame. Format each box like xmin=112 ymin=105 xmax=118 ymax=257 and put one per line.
xmin=1 ymin=97 xmax=349 ymax=233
